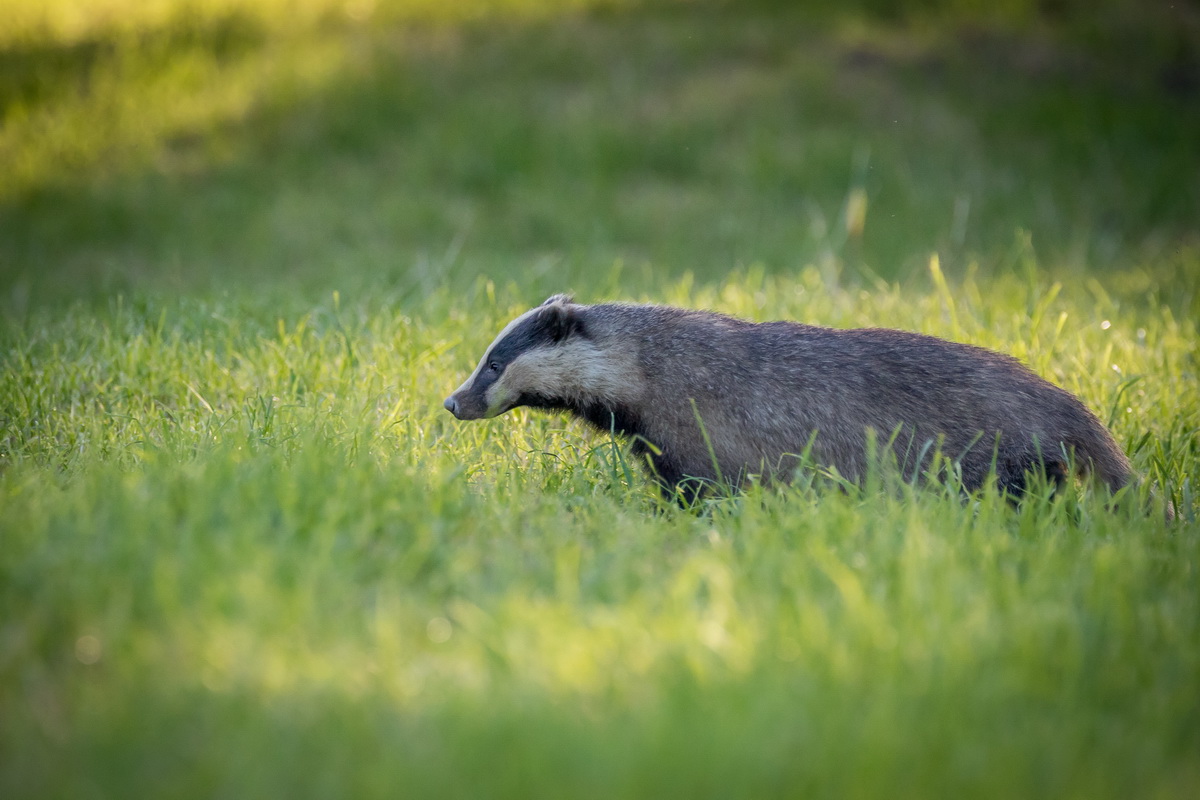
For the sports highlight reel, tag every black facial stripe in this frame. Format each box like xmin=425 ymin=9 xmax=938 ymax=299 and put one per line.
xmin=470 ymin=367 xmax=501 ymax=395
xmin=486 ymin=311 xmax=560 ymax=367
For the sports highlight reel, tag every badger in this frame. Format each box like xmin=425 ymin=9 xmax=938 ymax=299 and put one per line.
xmin=443 ymin=294 xmax=1134 ymax=503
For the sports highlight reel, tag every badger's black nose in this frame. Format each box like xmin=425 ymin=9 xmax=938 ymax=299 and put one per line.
xmin=443 ymin=396 xmax=458 ymax=416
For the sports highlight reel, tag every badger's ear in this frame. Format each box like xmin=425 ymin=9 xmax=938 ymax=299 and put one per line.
xmin=541 ymin=293 xmax=574 ymax=307
xmin=536 ymin=298 xmax=582 ymax=342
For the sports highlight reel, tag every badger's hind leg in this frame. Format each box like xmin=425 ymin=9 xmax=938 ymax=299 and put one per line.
xmin=994 ymin=455 xmax=1070 ymax=501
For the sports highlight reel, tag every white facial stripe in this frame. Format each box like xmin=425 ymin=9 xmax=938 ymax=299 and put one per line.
xmin=490 ymin=339 xmax=634 ymax=407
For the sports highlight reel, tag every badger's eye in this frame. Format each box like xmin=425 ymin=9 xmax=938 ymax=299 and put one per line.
xmin=487 ymin=361 xmax=501 ymax=373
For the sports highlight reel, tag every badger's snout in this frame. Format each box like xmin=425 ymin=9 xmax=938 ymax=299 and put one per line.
xmin=444 ymin=391 xmax=487 ymax=420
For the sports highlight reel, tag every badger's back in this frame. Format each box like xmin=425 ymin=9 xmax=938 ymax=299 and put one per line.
xmin=583 ymin=304 xmax=1131 ymax=495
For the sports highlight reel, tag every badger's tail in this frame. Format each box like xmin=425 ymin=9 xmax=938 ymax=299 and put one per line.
xmin=1073 ymin=424 xmax=1175 ymax=522
xmin=1077 ymin=431 xmax=1133 ymax=494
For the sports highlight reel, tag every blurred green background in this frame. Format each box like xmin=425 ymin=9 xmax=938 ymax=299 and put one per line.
xmin=3 ymin=0 xmax=1198 ymax=309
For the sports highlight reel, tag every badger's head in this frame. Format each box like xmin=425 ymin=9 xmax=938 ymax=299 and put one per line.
xmin=444 ymin=294 xmax=591 ymax=420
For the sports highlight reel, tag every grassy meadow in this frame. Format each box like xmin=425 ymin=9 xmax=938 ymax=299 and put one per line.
xmin=2 ymin=0 xmax=1199 ymax=797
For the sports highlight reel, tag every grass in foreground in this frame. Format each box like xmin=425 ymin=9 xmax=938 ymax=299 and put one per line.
xmin=2 ymin=267 xmax=1197 ymax=798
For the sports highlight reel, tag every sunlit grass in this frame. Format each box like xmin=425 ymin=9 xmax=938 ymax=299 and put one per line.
xmin=3 ymin=264 xmax=1198 ymax=796
xmin=2 ymin=0 xmax=628 ymax=44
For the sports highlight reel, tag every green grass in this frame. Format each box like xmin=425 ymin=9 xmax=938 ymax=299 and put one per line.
xmin=2 ymin=1 xmax=1199 ymax=797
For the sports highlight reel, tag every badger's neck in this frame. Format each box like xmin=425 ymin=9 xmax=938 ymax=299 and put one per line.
xmin=513 ymin=390 xmax=644 ymax=436
xmin=568 ymin=399 xmax=645 ymax=437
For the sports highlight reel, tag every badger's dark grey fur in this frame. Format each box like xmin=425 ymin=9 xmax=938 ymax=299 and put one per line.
xmin=444 ymin=294 xmax=1133 ymax=502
